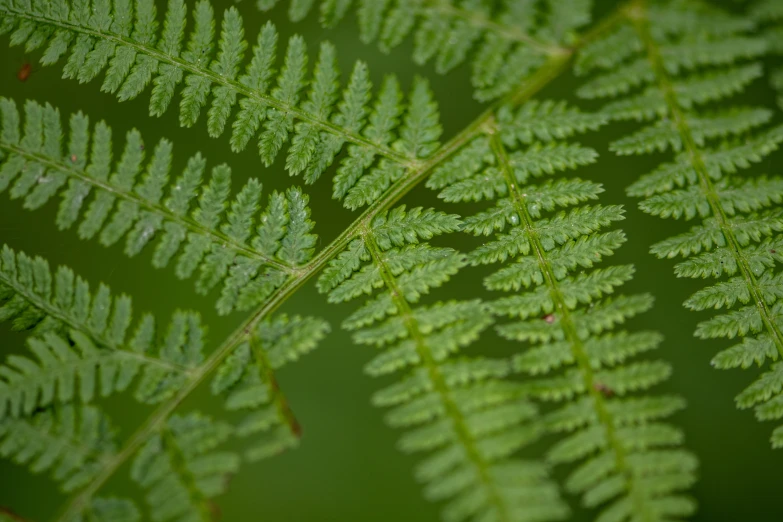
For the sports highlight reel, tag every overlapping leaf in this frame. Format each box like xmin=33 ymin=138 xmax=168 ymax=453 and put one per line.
xmin=0 ymin=404 xmax=116 ymax=492
xmin=131 ymin=413 xmax=238 ymax=522
xmin=211 ymin=313 xmax=329 ymax=461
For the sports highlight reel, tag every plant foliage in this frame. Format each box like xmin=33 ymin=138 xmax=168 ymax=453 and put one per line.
xmin=752 ymin=0 xmax=783 ymax=108
xmin=1 ymin=0 xmax=782 ymax=520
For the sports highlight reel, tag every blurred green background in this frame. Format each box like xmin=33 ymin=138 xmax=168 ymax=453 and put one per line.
xmin=1 ymin=0 xmax=782 ymax=520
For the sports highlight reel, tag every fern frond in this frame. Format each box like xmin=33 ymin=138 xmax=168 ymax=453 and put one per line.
xmin=752 ymin=0 xmax=783 ymax=22
xmin=131 ymin=412 xmax=238 ymax=522
xmin=581 ymin=0 xmax=783 ymax=448
xmin=260 ymin=0 xmax=587 ymax=102
xmin=0 ymin=97 xmax=322 ymax=315
xmin=0 ymin=0 xmax=446 ymax=209
xmin=0 ymin=244 xmax=211 ymax=416
xmin=318 ymin=205 xmax=569 ymax=522
xmin=429 ymin=100 xmax=697 ymax=521
xmin=0 ymin=404 xmax=115 ymax=492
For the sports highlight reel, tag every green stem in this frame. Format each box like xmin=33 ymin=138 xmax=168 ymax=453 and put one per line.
xmin=300 ymin=50 xmax=575 ymax=278
xmin=52 ymin=58 xmax=552 ymax=515
xmin=362 ymin=228 xmax=512 ymax=522
xmin=631 ymin=5 xmax=783 ymax=359
xmin=489 ymin=133 xmax=649 ymax=519
xmin=0 ymin=142 xmax=293 ymax=273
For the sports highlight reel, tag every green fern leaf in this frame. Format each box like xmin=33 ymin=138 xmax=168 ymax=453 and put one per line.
xmin=71 ymin=498 xmax=141 ymax=522
xmin=0 ymin=244 xmax=214 ymax=415
xmin=1 ymin=0 xmax=753 ymax=519
xmin=212 ymin=313 xmax=329 ymax=460
xmin=753 ymin=0 xmax=783 ymax=108
xmin=430 ymin=99 xmax=697 ymax=521
xmin=0 ymin=97 xmax=322 ymax=315
xmin=582 ymin=0 xmax=783 ymax=449
xmin=318 ymin=205 xmax=569 ymax=522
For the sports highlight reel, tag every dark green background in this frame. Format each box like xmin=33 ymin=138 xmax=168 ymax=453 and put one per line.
xmin=1 ymin=0 xmax=782 ymax=520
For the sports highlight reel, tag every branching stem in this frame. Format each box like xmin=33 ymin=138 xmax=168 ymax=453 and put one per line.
xmin=52 ymin=3 xmax=632 ymax=518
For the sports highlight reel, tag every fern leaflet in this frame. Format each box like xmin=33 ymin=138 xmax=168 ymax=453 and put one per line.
xmin=0 ymin=404 xmax=115 ymax=492
xmin=752 ymin=0 xmax=783 ymax=109
xmin=69 ymin=498 xmax=141 ymax=522
xmin=581 ymin=0 xmax=783 ymax=448
xmin=0 ymin=97 xmax=319 ymax=315
xmin=319 ymin=206 xmax=569 ymax=522
xmin=428 ymin=99 xmax=697 ymax=521
xmin=212 ymin=314 xmax=329 ymax=461
xmin=0 ymin=402 xmax=141 ymax=521
xmin=130 ymin=412 xmax=238 ymax=522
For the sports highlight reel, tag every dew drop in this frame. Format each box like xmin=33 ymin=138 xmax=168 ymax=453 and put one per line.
xmin=509 ymin=214 xmax=520 ymax=226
